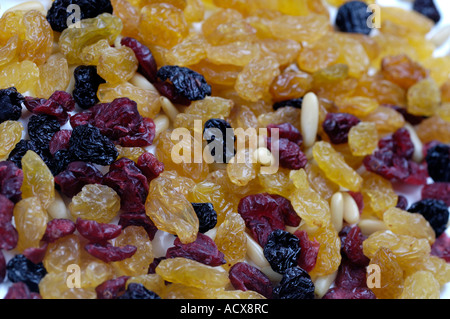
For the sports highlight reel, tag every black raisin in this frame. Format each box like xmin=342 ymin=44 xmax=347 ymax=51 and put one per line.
xmin=157 ymin=66 xmax=212 ymax=101
xmin=263 ymin=230 xmax=301 ymax=274
xmin=69 ymin=124 xmax=118 ymax=166
xmin=46 ymin=0 xmax=114 ymax=32
xmin=118 ymin=283 xmax=161 ymax=299
xmin=73 ymin=65 xmax=106 ymax=109
xmin=407 ymin=199 xmax=449 ymax=237
xmin=0 ymin=87 xmax=24 ymax=124
xmin=191 ymin=203 xmax=217 ymax=233
xmin=7 ymin=140 xmax=52 ymax=170
xmin=49 ymin=149 xmax=76 ymax=176
xmin=273 ymin=266 xmax=315 ymax=299
xmin=273 ymin=98 xmax=303 ymax=111
xmin=335 ymin=1 xmax=372 ymax=35
xmin=6 ymin=255 xmax=47 ymax=293
xmin=203 ymin=118 xmax=235 ymax=164
xmin=27 ymin=114 xmax=61 ymax=150
xmin=425 ymin=143 xmax=450 ymax=183
xmin=413 ymin=0 xmax=441 ymax=23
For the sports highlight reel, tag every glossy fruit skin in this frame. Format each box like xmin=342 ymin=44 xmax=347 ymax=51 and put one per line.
xmin=335 ymin=1 xmax=372 ymax=35
xmin=6 ymin=254 xmax=47 ymax=293
xmin=413 ymin=0 xmax=441 ymax=23
xmin=27 ymin=115 xmax=61 ymax=151
xmin=229 ymin=262 xmax=273 ymax=299
xmin=121 ymin=37 xmax=158 ymax=83
xmin=73 ymin=66 xmax=106 ymax=110
xmin=263 ymin=230 xmax=301 ymax=274
xmin=0 ymin=87 xmax=24 ymax=124
xmin=273 ymin=266 xmax=315 ymax=299
xmin=191 ymin=203 xmax=217 ymax=233
xmin=46 ymin=0 xmax=114 ymax=32
xmin=425 ymin=143 xmax=450 ymax=183
xmin=407 ymin=199 xmax=449 ymax=237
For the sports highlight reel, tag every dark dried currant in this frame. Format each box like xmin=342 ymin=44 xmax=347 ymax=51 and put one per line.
xmin=264 ymin=230 xmax=301 ymax=274
xmin=118 ymin=283 xmax=161 ymax=299
xmin=118 ymin=213 xmax=158 ymax=241
xmin=407 ymin=199 xmax=449 ymax=237
xmin=273 ymin=266 xmax=315 ymax=299
xmin=425 ymin=143 xmax=450 ymax=183
xmin=0 ymin=87 xmax=24 ymax=124
xmin=6 ymin=254 xmax=47 ymax=293
xmin=272 ymin=98 xmax=303 ymax=110
xmin=229 ymin=262 xmax=273 ymax=299
xmin=322 ymin=112 xmax=360 ymax=144
xmin=191 ymin=202 xmax=217 ymax=234
xmin=46 ymin=0 xmax=113 ymax=32
xmin=335 ymin=1 xmax=372 ymax=35
xmin=157 ymin=65 xmax=212 ymax=101
xmin=72 ymin=65 xmax=106 ymax=109
xmin=27 ymin=114 xmax=61 ymax=150
xmin=413 ymin=0 xmax=441 ymax=23
xmin=203 ymin=118 xmax=235 ymax=164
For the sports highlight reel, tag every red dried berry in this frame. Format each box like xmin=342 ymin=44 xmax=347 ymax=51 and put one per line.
xmin=136 ymin=152 xmax=164 ymax=182
xmin=166 ymin=233 xmax=226 ymax=266
xmin=421 ymin=182 xmax=450 ymax=206
xmin=322 ymin=112 xmax=361 ymax=144
xmin=76 ymin=218 xmax=122 ymax=244
xmin=118 ymin=213 xmax=158 ymax=241
xmin=334 ymin=257 xmax=368 ymax=290
xmin=0 ymin=194 xmax=14 ymax=223
xmin=84 ymin=242 xmax=137 ymax=262
xmin=148 ymin=257 xmax=165 ymax=274
xmin=153 ymin=81 xmax=191 ymax=106
xmin=54 ymin=161 xmax=104 ymax=198
xmin=341 ymin=226 xmax=369 ymax=266
xmin=384 ymin=104 xmax=426 ymax=125
xmin=0 ymin=161 xmax=23 ymax=203
xmin=267 ymin=137 xmax=308 ymax=170
xmin=96 ymin=276 xmax=130 ymax=299
xmin=0 ymin=221 xmax=18 ymax=250
xmin=293 ymin=230 xmax=320 ymax=273
xmin=238 ymin=193 xmax=301 ymax=246
xmin=49 ymin=130 xmax=72 ymax=156
xmin=3 ymin=282 xmax=35 ymax=299
xmin=42 ymin=219 xmax=76 ymax=243
xmin=229 ymin=262 xmax=274 ymax=299
xmin=322 ymin=287 xmax=376 ymax=299
xmin=431 ymin=232 xmax=450 ymax=262
xmin=121 ymin=37 xmax=158 ymax=83
xmin=24 ymin=91 xmax=75 ymax=125
xmin=103 ymin=158 xmax=149 ymax=213
xmin=22 ymin=243 xmax=49 ymax=265
xmin=396 ymin=195 xmax=409 ymax=210
xmin=347 ymin=191 xmax=364 ymax=213
xmin=267 ymin=123 xmax=303 ymax=145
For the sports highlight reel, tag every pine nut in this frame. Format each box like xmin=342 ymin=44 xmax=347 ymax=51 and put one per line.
xmin=47 ymin=191 xmax=71 ymax=220
xmin=153 ymin=114 xmax=170 ymax=138
xmin=358 ymin=219 xmax=388 ymax=236
xmin=430 ymin=25 xmax=450 ymax=47
xmin=260 ymin=266 xmax=283 ymax=282
xmin=245 ymin=233 xmax=270 ymax=269
xmin=330 ymin=192 xmax=344 ymax=232
xmin=301 ymin=92 xmax=319 ymax=148
xmin=314 ymin=270 xmax=338 ymax=298
xmin=4 ymin=1 xmax=46 ymax=15
xmin=342 ymin=192 xmax=360 ymax=225
xmin=160 ymin=96 xmax=179 ymax=122
xmin=404 ymin=123 xmax=424 ymax=163
xmin=253 ymin=147 xmax=274 ymax=166
xmin=130 ymin=73 xmax=158 ymax=92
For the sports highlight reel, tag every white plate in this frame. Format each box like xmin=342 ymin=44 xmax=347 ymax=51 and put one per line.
xmin=0 ymin=0 xmax=449 ymax=299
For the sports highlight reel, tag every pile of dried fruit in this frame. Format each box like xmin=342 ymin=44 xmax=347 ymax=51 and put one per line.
xmin=0 ymin=0 xmax=449 ymax=300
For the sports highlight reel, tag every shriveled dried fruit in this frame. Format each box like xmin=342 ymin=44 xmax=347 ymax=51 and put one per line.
xmin=264 ymin=230 xmax=301 ymax=274
xmin=229 ymin=262 xmax=273 ymax=299
xmin=6 ymin=254 xmax=47 ymax=293
xmin=273 ymin=267 xmax=315 ymax=299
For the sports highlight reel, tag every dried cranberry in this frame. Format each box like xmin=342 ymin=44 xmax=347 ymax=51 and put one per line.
xmin=421 ymin=182 xmax=450 ymax=206
xmin=76 ymin=218 xmax=122 ymax=244
xmin=54 ymin=161 xmax=104 ymax=198
xmin=322 ymin=112 xmax=360 ymax=144
xmin=379 ymin=127 xmax=414 ymax=159
xmin=334 ymin=257 xmax=368 ymax=290
xmin=293 ymin=230 xmax=320 ymax=273
xmin=0 ymin=250 xmax=5 ymax=283
xmin=103 ymin=158 xmax=149 ymax=213
xmin=0 ymin=221 xmax=18 ymax=250
xmin=3 ymin=282 xmax=35 ymax=299
xmin=148 ymin=257 xmax=166 ymax=274
xmin=267 ymin=123 xmax=302 ymax=145
xmin=157 ymin=65 xmax=211 ymax=101
xmin=153 ymin=81 xmax=191 ymax=106
xmin=322 ymin=287 xmax=376 ymax=299
xmin=396 ymin=195 xmax=409 ymax=210
xmin=431 ymin=232 xmax=450 ymax=262
xmin=267 ymin=137 xmax=307 ymax=170
xmin=118 ymin=213 xmax=158 ymax=241
xmin=229 ymin=262 xmax=273 ymax=299
xmin=96 ymin=276 xmax=130 ymax=299
xmin=341 ymin=226 xmax=369 ymax=266
xmin=22 ymin=243 xmax=48 ymax=265
xmin=84 ymin=242 xmax=137 ymax=263
xmin=238 ymin=193 xmax=301 ymax=246
xmin=348 ymin=191 xmax=364 ymax=213
xmin=24 ymin=91 xmax=75 ymax=125
xmin=0 ymin=194 xmax=14 ymax=223
xmin=42 ymin=219 xmax=76 ymax=243
xmin=121 ymin=37 xmax=158 ymax=83
xmin=136 ymin=152 xmax=164 ymax=182
xmin=0 ymin=161 xmax=23 ymax=203
xmin=166 ymin=233 xmax=226 ymax=266
xmin=49 ymin=130 xmax=72 ymax=155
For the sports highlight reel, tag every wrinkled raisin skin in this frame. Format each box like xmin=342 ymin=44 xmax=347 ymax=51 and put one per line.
xmin=0 ymin=87 xmax=24 ymax=124
xmin=273 ymin=267 xmax=315 ymax=299
xmin=335 ymin=1 xmax=372 ymax=35
xmin=425 ymin=143 xmax=450 ymax=183
xmin=322 ymin=112 xmax=361 ymax=144
xmin=191 ymin=203 xmax=217 ymax=234
xmin=203 ymin=119 xmax=235 ymax=164
xmin=73 ymin=66 xmax=106 ymax=110
xmin=6 ymin=255 xmax=47 ymax=293
xmin=264 ymin=230 xmax=301 ymax=274
xmin=407 ymin=199 xmax=449 ymax=237
xmin=121 ymin=37 xmax=158 ymax=83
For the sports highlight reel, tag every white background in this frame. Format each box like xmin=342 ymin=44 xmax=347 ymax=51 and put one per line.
xmin=0 ymin=0 xmax=449 ymax=299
